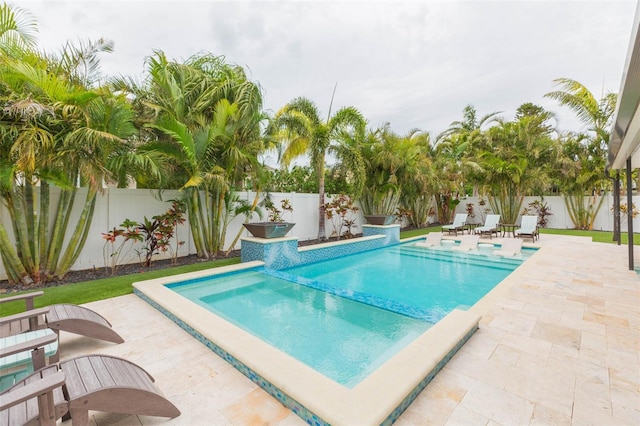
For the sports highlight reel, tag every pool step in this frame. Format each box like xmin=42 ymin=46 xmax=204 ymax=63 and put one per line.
xmin=396 ymin=244 xmax=522 ymax=270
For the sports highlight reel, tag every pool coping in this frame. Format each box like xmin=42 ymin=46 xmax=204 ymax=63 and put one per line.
xmin=133 ymin=258 xmax=482 ymax=425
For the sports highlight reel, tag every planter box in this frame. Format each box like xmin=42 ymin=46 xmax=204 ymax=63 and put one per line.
xmin=364 ymin=215 xmax=395 ymax=225
xmin=243 ymin=222 xmax=295 ymax=238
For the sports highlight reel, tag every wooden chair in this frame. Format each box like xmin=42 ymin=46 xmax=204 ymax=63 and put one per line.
xmin=0 ymin=292 xmax=124 ymax=362
xmin=0 ymin=367 xmax=67 ymax=426
xmin=62 ymin=354 xmax=181 ymax=425
xmin=1 ymin=338 xmax=180 ymax=425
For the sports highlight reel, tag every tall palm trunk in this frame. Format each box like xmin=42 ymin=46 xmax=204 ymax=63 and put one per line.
xmin=317 ymin=155 xmax=326 ymax=240
xmin=0 ymin=223 xmax=32 ymax=285
xmin=45 ymin=188 xmax=75 ymax=277
xmin=23 ymin=181 xmax=39 ymax=274
xmin=10 ymin=188 xmax=36 ymax=275
xmin=38 ymin=181 xmax=50 ymax=274
xmin=55 ymin=188 xmax=97 ymax=278
xmin=564 ymin=193 xmax=605 ymax=230
xmin=186 ymin=189 xmax=208 ymax=258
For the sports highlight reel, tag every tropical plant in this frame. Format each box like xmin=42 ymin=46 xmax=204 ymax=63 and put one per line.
xmin=101 ymin=219 xmax=142 ymax=275
xmin=478 ymin=104 xmax=558 ymax=223
xmin=135 ymin=203 xmax=185 ymax=268
xmin=270 ymin=95 xmax=366 ymax=240
xmin=522 ymin=199 xmax=553 ymax=228
xmin=431 ymin=105 xmax=497 ymax=222
xmin=545 ymin=78 xmax=617 ymax=229
xmin=0 ymin=2 xmax=38 ymax=57
xmin=263 ymin=195 xmax=293 ymax=223
xmin=264 ymin=165 xmax=351 ymax=194
xmin=0 ymin=9 xmax=142 ymax=284
xmin=120 ymin=51 xmax=267 ymax=257
xmin=617 ymin=202 xmax=639 ymax=219
xmin=359 ymin=125 xmax=435 ymax=228
xmin=323 ymin=194 xmax=359 ymax=240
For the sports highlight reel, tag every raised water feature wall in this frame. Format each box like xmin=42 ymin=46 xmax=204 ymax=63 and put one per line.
xmin=240 ymin=224 xmax=401 ymax=269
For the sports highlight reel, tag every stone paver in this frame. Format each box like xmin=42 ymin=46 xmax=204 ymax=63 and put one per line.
xmin=53 ymin=235 xmax=639 ymax=425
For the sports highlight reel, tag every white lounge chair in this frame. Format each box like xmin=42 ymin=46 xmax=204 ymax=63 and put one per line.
xmin=442 ymin=213 xmax=468 ymax=236
xmin=514 ymin=215 xmax=539 ymax=242
xmin=494 ymin=238 xmax=523 ymax=257
xmin=474 ymin=214 xmax=501 ymax=238
xmin=451 ymin=235 xmax=479 ymax=251
xmin=415 ymin=232 xmax=443 ymax=248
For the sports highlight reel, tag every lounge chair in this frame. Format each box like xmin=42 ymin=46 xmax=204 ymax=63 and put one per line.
xmin=0 ymin=292 xmax=124 ymax=355
xmin=474 ymin=214 xmax=501 ymax=238
xmin=451 ymin=235 xmax=480 ymax=251
xmin=442 ymin=213 xmax=468 ymax=236
xmin=415 ymin=232 xmax=443 ymax=248
xmin=1 ymin=338 xmax=181 ymax=425
xmin=514 ymin=215 xmax=539 ymax=242
xmin=494 ymin=238 xmax=523 ymax=257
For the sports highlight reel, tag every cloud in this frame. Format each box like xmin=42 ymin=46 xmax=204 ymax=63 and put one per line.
xmin=20 ymin=0 xmax=638 ymax=136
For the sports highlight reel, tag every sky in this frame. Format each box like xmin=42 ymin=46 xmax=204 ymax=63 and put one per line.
xmin=16 ymin=0 xmax=639 ymax=139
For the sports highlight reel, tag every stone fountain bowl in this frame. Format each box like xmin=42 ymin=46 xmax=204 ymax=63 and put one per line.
xmin=243 ymin=222 xmax=295 ymax=238
xmin=364 ymin=215 xmax=395 ymax=225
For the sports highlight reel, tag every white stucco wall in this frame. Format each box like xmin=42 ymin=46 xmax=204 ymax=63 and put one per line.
xmin=0 ymin=190 xmax=635 ymax=281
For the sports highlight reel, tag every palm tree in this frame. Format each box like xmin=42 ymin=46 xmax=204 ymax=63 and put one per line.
xmin=479 ymin=105 xmax=557 ymax=223
xmin=121 ymin=51 xmax=266 ymax=257
xmin=437 ymin=104 xmax=501 ymax=140
xmin=0 ymin=2 xmax=38 ymax=56
xmin=359 ymin=124 xmax=435 ymax=226
xmin=0 ymin=32 xmax=138 ymax=284
xmin=545 ymin=78 xmax=617 ymax=229
xmin=271 ymin=97 xmax=366 ymax=240
xmin=431 ymin=105 xmax=497 ymax=222
xmin=545 ymin=78 xmax=616 ymax=143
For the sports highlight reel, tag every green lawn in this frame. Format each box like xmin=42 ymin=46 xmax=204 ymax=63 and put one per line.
xmin=1 ymin=257 xmax=240 ymax=316
xmin=2 ymin=227 xmax=637 ymax=314
xmin=538 ymin=228 xmax=640 ymax=244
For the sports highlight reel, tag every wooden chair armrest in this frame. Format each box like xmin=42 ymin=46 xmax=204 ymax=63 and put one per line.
xmin=0 ymin=307 xmax=49 ymax=327
xmin=0 ymin=371 xmax=65 ymax=411
xmin=0 ymin=291 xmax=44 ymax=310
xmin=0 ymin=333 xmax=58 ymax=358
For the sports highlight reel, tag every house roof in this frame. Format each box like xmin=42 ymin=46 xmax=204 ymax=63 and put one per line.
xmin=607 ymin=2 xmax=640 ymax=170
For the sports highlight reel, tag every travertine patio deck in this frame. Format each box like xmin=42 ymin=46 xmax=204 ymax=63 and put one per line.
xmin=58 ymin=235 xmax=639 ymax=425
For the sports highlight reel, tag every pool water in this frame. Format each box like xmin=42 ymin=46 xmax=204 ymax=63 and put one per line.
xmin=280 ymin=243 xmax=522 ymax=322
xmin=168 ymin=242 xmax=525 ymax=387
xmin=171 ymin=271 xmax=429 ymax=388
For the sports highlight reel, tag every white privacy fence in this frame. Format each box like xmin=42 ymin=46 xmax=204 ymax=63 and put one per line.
xmin=0 ymin=189 xmax=636 ymax=281
xmin=457 ymin=195 xmax=635 ymax=231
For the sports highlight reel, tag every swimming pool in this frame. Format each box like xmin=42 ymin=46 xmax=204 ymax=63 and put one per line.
xmin=134 ymin=236 xmax=536 ymax=425
xmin=168 ymin=242 xmax=524 ymax=388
